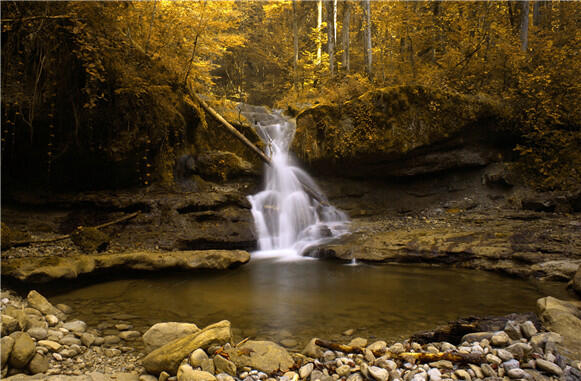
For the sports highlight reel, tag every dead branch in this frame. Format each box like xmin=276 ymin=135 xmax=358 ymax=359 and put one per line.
xmin=9 ymin=211 xmax=140 ymax=248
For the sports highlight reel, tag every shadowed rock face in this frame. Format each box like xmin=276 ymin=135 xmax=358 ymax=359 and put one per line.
xmin=293 ymin=85 xmax=511 ymax=178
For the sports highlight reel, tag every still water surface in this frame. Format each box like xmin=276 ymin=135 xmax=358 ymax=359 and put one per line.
xmin=45 ymin=259 xmax=568 ymax=348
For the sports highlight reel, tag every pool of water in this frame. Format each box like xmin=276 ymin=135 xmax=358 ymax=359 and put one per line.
xmin=42 ymin=259 xmax=569 ymax=349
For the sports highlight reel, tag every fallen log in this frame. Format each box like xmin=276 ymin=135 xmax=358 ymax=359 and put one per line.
xmin=9 ymin=211 xmax=140 ymax=248
xmin=314 ymin=339 xmax=485 ymax=364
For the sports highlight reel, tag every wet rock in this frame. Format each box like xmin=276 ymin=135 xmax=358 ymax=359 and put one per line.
xmin=536 ymin=296 xmax=581 ymax=360
xmin=280 ymin=339 xmax=297 ymax=348
xmin=496 ymin=349 xmax=514 ymax=361
xmin=534 ymin=359 xmax=562 ymax=376
xmin=389 ymin=343 xmax=405 ymax=354
xmin=505 ymin=343 xmax=532 ymax=360
xmin=103 ymin=335 xmax=121 ymax=345
xmin=27 ymin=353 xmax=49 ymax=374
xmin=507 ymin=368 xmax=527 ymax=379
xmin=190 ymin=348 xmax=209 ymax=368
xmin=348 ymin=338 xmax=367 ymax=348
xmin=216 ymin=374 xmax=235 ymax=381
xmin=9 ymin=332 xmax=35 ymax=368
xmin=491 ymin=332 xmax=510 ymax=347
xmin=61 ymin=336 xmax=82 ymax=346
xmin=503 ymin=321 xmax=522 ymax=340
xmin=486 ymin=354 xmax=502 ymax=365
xmin=336 ymin=365 xmax=351 ymax=377
xmin=46 ymin=314 xmax=59 ymax=327
xmin=119 ymin=330 xmax=141 ymax=340
xmin=1 ymin=336 xmax=15 ymax=368
xmin=214 ymin=355 xmax=237 ymax=376
xmin=1 ymin=315 xmax=20 ymax=336
xmin=502 ymin=360 xmax=520 ymax=372
xmin=143 ymin=322 xmax=200 ymax=353
xmin=367 ymin=341 xmax=387 ymax=353
xmin=519 ymin=321 xmax=537 ymax=339
xmin=227 ymin=340 xmax=293 ymax=374
xmin=37 ymin=340 xmax=61 ymax=352
xmin=427 ymin=368 xmax=441 ymax=381
xmin=178 ymin=365 xmax=217 ymax=381
xmin=462 ymin=332 xmax=494 ymax=343
xmin=428 ymin=361 xmax=453 ymax=370
xmin=302 ymin=338 xmax=323 ymax=358
xmin=481 ymin=364 xmax=496 ymax=377
xmin=143 ymin=320 xmax=231 ymax=376
xmin=81 ymin=333 xmax=96 ymax=347
xmin=454 ymin=369 xmax=471 ymax=381
xmin=346 ymin=373 xmax=363 ymax=381
xmin=26 ymin=291 xmax=66 ymax=320
xmin=299 ymin=363 xmax=314 ymax=379
xmin=63 ymin=320 xmax=87 ymax=333
xmin=368 ymin=366 xmax=389 ymax=381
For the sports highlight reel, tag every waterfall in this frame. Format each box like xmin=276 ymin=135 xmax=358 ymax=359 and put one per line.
xmin=242 ymin=106 xmax=349 ymax=260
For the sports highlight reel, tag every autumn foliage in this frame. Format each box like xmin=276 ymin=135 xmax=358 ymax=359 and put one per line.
xmin=1 ymin=1 xmax=580 ymax=191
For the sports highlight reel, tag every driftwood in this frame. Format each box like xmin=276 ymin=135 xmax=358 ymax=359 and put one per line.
xmin=185 ymin=85 xmax=329 ymax=205
xmin=10 ymin=211 xmax=140 ymax=248
xmin=314 ymin=339 xmax=485 ymax=364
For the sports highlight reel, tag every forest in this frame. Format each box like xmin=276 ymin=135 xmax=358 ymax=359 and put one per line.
xmin=1 ymin=0 xmax=579 ymax=191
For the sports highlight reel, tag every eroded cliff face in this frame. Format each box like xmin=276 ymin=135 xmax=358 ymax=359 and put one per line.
xmin=292 ymin=85 xmax=512 ymax=178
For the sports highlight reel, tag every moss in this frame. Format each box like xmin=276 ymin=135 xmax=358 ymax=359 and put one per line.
xmin=294 ymin=85 xmax=505 ymax=164
xmin=70 ymin=227 xmax=110 ymax=253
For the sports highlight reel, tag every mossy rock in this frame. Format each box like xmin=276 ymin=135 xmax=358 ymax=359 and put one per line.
xmin=70 ymin=227 xmax=110 ymax=253
xmin=293 ymin=85 xmax=510 ymax=177
xmin=1 ymin=223 xmax=30 ymax=250
xmin=196 ymin=151 xmax=255 ymax=182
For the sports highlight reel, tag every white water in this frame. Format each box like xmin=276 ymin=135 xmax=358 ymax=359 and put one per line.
xmin=243 ymin=106 xmax=349 ymax=261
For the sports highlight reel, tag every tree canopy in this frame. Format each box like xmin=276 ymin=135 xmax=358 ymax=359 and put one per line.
xmin=1 ymin=1 xmax=580 ymax=190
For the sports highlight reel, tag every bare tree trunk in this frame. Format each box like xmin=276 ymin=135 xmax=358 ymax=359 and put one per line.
xmin=144 ymin=0 xmax=157 ymax=55
xmin=342 ymin=1 xmax=351 ymax=73
xmin=520 ymin=0 xmax=529 ymax=52
xmin=362 ymin=0 xmax=372 ymax=78
xmin=533 ymin=1 xmax=540 ymax=26
xmin=292 ymin=0 xmax=299 ymax=86
xmin=333 ymin=0 xmax=337 ymax=43
xmin=326 ymin=0 xmax=335 ymax=77
xmin=317 ymin=0 xmax=322 ymax=66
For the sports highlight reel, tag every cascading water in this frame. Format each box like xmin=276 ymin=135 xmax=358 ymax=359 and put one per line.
xmin=242 ymin=105 xmax=349 ymax=260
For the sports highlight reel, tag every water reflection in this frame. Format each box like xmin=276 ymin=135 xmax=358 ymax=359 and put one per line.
xmin=46 ymin=260 xmax=568 ymax=347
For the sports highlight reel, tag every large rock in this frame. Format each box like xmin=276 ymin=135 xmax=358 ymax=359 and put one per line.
xmin=196 ymin=151 xmax=255 ymax=181
xmin=1 ymin=314 xmax=20 ymax=336
xmin=142 ymin=320 xmax=232 ymax=376
xmin=226 ymin=340 xmax=294 ymax=373
xmin=293 ymin=85 xmax=507 ymax=178
xmin=3 ymin=250 xmax=251 ymax=283
xmin=8 ymin=332 xmax=35 ymax=369
xmin=1 ymin=336 xmax=15 ymax=368
xmin=536 ymin=296 xmax=581 ymax=360
xmin=142 ymin=322 xmax=201 ymax=353
xmin=26 ymin=290 xmax=66 ymax=319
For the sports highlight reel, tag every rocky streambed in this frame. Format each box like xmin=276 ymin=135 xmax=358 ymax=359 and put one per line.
xmin=1 ymin=289 xmax=581 ymax=381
